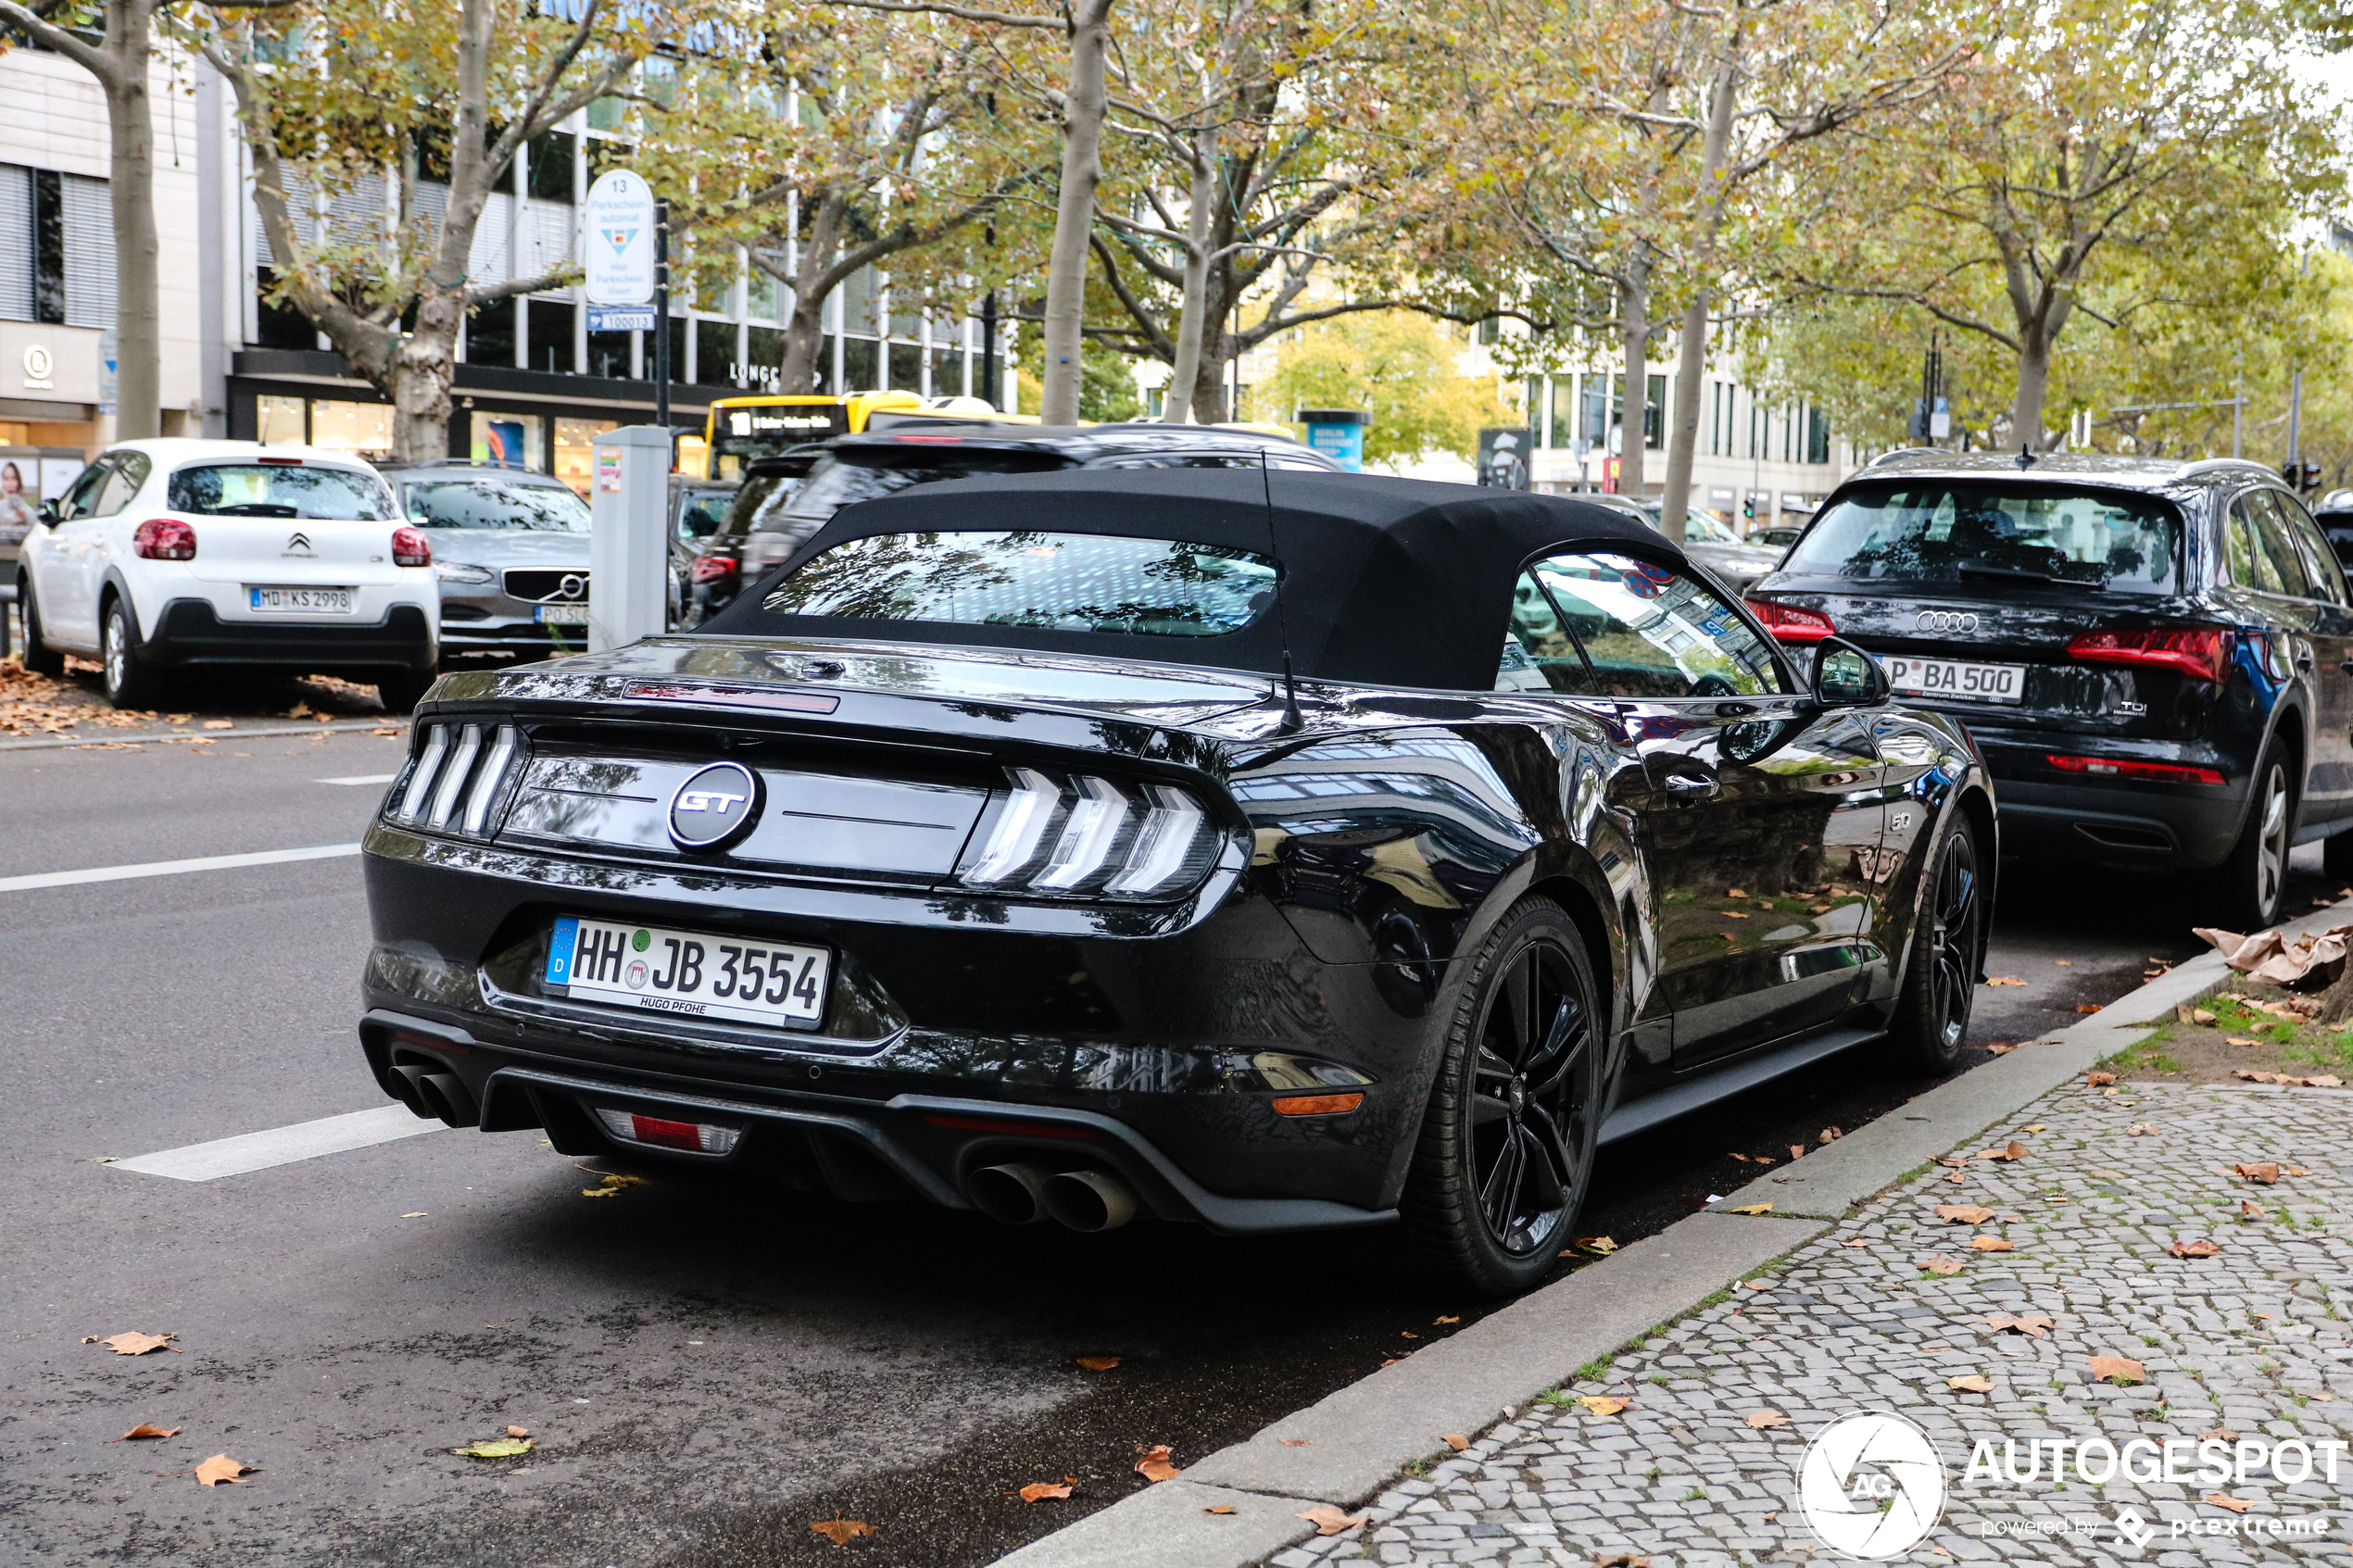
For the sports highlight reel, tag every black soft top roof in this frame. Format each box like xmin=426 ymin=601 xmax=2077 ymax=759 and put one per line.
xmin=698 ymin=468 xmax=1671 ymax=691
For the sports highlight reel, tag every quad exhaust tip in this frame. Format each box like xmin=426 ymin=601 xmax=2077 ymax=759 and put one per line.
xmin=967 ymin=1162 xmax=1139 ymax=1231
xmin=388 ymin=1061 xmax=477 ymax=1128
xmin=968 ymin=1161 xmax=1056 ymax=1225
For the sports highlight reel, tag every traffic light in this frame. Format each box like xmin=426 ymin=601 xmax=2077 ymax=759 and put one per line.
xmin=1742 ymin=495 xmax=1755 ymax=521
xmin=2286 ymin=460 xmax=2322 ymax=493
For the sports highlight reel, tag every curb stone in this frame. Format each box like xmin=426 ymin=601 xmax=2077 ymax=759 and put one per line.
xmin=985 ymin=894 xmax=2353 ymax=1568
xmin=0 ymin=718 xmax=403 ymax=753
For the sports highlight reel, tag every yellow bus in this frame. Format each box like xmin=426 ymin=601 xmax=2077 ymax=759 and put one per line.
xmin=700 ymin=393 xmax=925 ymax=479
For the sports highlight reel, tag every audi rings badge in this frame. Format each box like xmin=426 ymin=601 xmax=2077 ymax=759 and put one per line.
xmin=1916 ymin=610 xmax=1980 ymax=634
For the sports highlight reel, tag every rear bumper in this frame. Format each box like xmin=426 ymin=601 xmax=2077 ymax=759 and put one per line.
xmin=141 ymin=597 xmax=435 ymax=672
xmin=1975 ymin=742 xmax=2248 ymax=868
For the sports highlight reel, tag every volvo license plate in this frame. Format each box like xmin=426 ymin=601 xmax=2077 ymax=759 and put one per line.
xmin=1883 ymin=656 xmax=2025 ymax=704
xmin=545 ymin=916 xmax=829 ymax=1028
xmin=248 ymin=585 xmax=356 ymax=614
xmin=535 ymin=604 xmax=588 ymax=625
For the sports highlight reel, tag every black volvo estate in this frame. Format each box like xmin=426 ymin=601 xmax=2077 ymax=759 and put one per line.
xmin=359 ymin=470 xmax=1994 ymax=1292
xmin=1746 ymin=452 xmax=2353 ymax=931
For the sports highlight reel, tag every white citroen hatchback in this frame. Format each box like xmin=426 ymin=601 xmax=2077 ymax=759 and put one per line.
xmin=16 ymin=439 xmax=441 ymax=709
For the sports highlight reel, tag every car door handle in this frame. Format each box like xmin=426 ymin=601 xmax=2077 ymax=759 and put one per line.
xmin=1664 ymin=773 xmax=1719 ymax=799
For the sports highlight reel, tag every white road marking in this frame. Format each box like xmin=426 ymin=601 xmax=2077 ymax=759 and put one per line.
xmin=109 ymin=1105 xmax=445 ymax=1182
xmin=0 ymin=842 xmax=362 ymax=894
xmin=317 ymin=773 xmax=398 ymax=785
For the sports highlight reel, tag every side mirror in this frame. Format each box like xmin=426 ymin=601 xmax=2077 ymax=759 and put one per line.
xmin=37 ymin=499 xmax=59 ymax=527
xmin=1811 ymin=635 xmax=1889 ymax=708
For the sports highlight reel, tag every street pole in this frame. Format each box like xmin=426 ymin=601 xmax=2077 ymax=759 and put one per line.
xmin=2233 ymin=373 xmax=2243 ymax=460
xmin=981 ymin=290 xmax=1000 ymax=410
xmin=654 ymin=197 xmax=673 ymax=470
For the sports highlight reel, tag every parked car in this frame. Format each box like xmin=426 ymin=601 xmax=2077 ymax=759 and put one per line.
xmin=18 ymin=438 xmax=437 ymax=708
xmin=1745 ymin=451 xmax=2353 ymax=930
xmin=728 ymin=422 xmax=1342 ymax=582
xmin=669 ymin=471 xmax=764 ymax=629
xmin=1751 ymin=523 xmax=1805 ymax=550
xmin=1582 ymin=494 xmax=1787 ymax=590
xmin=2310 ymin=488 xmax=2353 ymax=568
xmin=357 ymin=468 xmax=1993 ymax=1293
xmin=376 ymin=460 xmax=597 ymax=664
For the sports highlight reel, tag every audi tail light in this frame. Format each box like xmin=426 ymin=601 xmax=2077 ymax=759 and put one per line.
xmin=387 ymin=721 xmax=526 ymax=836
xmin=132 ymin=518 xmax=197 ymax=560
xmin=2067 ymin=627 xmax=2232 ymax=684
xmin=392 ymin=525 xmax=433 ymax=568
xmin=2047 ymin=753 xmax=2225 ymax=786
xmin=959 ymin=767 xmax=1224 ymax=900
xmin=1744 ymin=597 xmax=1834 ymax=643
xmin=692 ymin=555 xmax=737 ymax=583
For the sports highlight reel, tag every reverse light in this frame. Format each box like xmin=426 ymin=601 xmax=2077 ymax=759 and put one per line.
xmin=1745 ymin=597 xmax=1835 ymax=643
xmin=132 ymin=518 xmax=196 ymax=560
xmin=593 ymin=1107 xmax=741 ymax=1154
xmin=392 ymin=525 xmax=434 ymax=568
xmin=960 ymin=767 xmax=1222 ymax=900
xmin=2067 ymin=627 xmax=2232 ymax=684
xmin=692 ymin=554 xmax=737 ymax=583
xmin=2046 ymin=753 xmax=2226 ymax=786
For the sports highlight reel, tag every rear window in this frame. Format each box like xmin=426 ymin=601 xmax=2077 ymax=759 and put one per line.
xmin=783 ymin=450 xmax=1072 ymax=523
xmin=401 ymin=478 xmax=589 ymax=531
xmin=1785 ymin=482 xmax=2182 ymax=594
xmin=169 ymin=463 xmax=393 ymax=521
xmin=763 ymin=531 xmax=1279 ymax=637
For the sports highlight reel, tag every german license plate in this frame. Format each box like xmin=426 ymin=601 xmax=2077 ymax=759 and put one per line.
xmin=536 ymin=604 xmax=588 ymax=625
xmin=1883 ymin=655 xmax=2025 ymax=704
xmin=248 ymin=585 xmax=355 ymax=614
xmin=545 ymin=916 xmax=829 ymax=1028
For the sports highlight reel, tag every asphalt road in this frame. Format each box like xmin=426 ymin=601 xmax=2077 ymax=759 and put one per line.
xmin=0 ymin=730 xmax=2335 ymax=1568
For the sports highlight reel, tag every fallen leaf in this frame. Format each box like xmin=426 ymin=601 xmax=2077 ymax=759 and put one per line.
xmin=1728 ymin=1202 xmax=1772 ymax=1215
xmin=2130 ymin=1123 xmax=2159 ymax=1135
xmin=1977 ymin=1141 xmax=2028 ymax=1162
xmin=400 ymin=1212 xmax=428 ymax=1219
xmin=285 ymin=702 xmax=314 ymax=720
xmin=1723 ymin=910 xmax=1750 ymax=919
xmin=2077 ymin=1004 xmax=2103 ymax=1014
xmin=1594 ymin=1555 xmax=1650 ymax=1567
xmin=1983 ymin=1315 xmax=2055 ymax=1338
xmin=1922 ymin=1255 xmax=1966 ymax=1275
xmin=2024 ymin=1124 xmax=2045 ymax=1134
xmin=119 ymin=1423 xmax=179 ymax=1440
xmin=82 ymin=1333 xmax=181 ymax=1356
xmin=1572 ymin=1236 xmax=1618 ymax=1254
xmin=1948 ymin=1375 xmax=1994 ymax=1393
xmin=1295 ymin=1504 xmax=1364 ymax=1537
xmin=1728 ymin=1151 xmax=1753 ymax=1161
xmin=1018 ymin=1477 xmax=1076 ymax=1502
xmin=1074 ymin=1356 xmax=1122 ymax=1371
xmin=2241 ymin=1200 xmax=2266 ymax=1220
xmin=1984 ymin=976 xmax=2027 ymax=986
xmin=2284 ymin=1165 xmax=2311 ymax=1175
xmin=1935 ymin=1204 xmax=1995 ymax=1224
xmin=2204 ymin=1492 xmax=2255 ymax=1513
xmin=1435 ymin=1315 xmax=1460 ymax=1324
xmin=194 ymin=1453 xmax=256 ymax=1486
xmin=2236 ymin=1162 xmax=2283 ymax=1185
xmin=580 ymin=1173 xmax=649 ymax=1198
xmin=2202 ymin=1428 xmax=2240 ymax=1441
xmin=2177 ymin=1005 xmax=2218 ymax=1025
xmin=1577 ymin=1396 xmax=1631 ymax=1416
xmin=1741 ymin=1280 xmax=1772 ymax=1292
xmin=505 ymin=1425 xmax=530 ymax=1438
xmin=1441 ymin=1434 xmax=1470 ymax=1450
xmin=1399 ymin=1330 xmax=1419 ymax=1339
xmin=1727 ymin=887 xmax=1748 ymax=897
xmin=2171 ymin=1238 xmax=2221 ymax=1258
xmin=201 ymin=720 xmax=233 ymax=731
xmin=1204 ymin=1504 xmax=1237 ymax=1514
xmin=1969 ymin=1236 xmax=2016 ymax=1252
xmin=1788 ymin=1144 xmax=1806 ymax=1160
xmin=1135 ymin=1444 xmax=1181 ymax=1482
xmin=1280 ymin=1437 xmax=1315 ymax=1446
xmin=1840 ymin=1238 xmax=1869 ymax=1248
xmin=1944 ymin=1171 xmax=1967 ymax=1184
xmin=2086 ymin=1072 xmax=2118 ymax=1087
xmin=2055 ymin=960 xmax=2072 ymax=966
xmin=811 ymin=1515 xmax=875 ymax=1547
xmin=2227 ymin=1036 xmax=2262 ymax=1047
xmin=2087 ymin=1355 xmax=2147 ymax=1384
xmin=1819 ymin=1126 xmax=1843 ymax=1145
xmin=1744 ymin=1411 xmax=1791 ymax=1428
xmin=1985 ymin=1042 xmax=2019 ymax=1055
xmin=450 ymin=1437 xmax=534 ymax=1459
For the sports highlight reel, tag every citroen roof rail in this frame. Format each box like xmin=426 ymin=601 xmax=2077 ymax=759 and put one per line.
xmin=2175 ymin=458 xmax=2272 ymax=482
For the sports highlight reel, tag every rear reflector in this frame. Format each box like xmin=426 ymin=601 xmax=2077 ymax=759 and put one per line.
xmin=921 ymin=1113 xmax=1105 ymax=1141
xmin=2067 ymin=627 xmax=2233 ymax=684
xmin=2046 ymin=753 xmax=2225 ymax=786
xmin=595 ymin=1107 xmax=741 ymax=1154
xmin=1271 ymin=1092 xmax=1365 ymax=1116
xmin=1744 ymin=598 xmax=1835 ymax=643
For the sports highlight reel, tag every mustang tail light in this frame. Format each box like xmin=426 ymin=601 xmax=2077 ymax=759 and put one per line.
xmin=2066 ymin=627 xmax=2232 ymax=684
xmin=692 ymin=555 xmax=737 ymax=583
xmin=594 ymin=1107 xmax=740 ymax=1154
xmin=132 ymin=518 xmax=197 ymax=560
xmin=386 ymin=721 xmax=526 ymax=835
xmin=1744 ymin=597 xmax=1834 ymax=643
xmin=2046 ymin=753 xmax=2225 ymax=785
xmin=392 ymin=525 xmax=434 ymax=568
xmin=960 ymin=767 xmax=1220 ymax=900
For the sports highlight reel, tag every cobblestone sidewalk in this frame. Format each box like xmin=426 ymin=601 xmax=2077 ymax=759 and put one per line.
xmin=1269 ymin=1079 xmax=2353 ymax=1566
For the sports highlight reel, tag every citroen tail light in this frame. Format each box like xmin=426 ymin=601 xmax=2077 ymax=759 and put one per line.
xmin=960 ymin=768 xmax=1222 ymax=900
xmin=1745 ymin=597 xmax=1834 ymax=643
xmin=132 ymin=518 xmax=197 ymax=560
xmin=392 ymin=525 xmax=433 ymax=568
xmin=2067 ymin=627 xmax=2232 ymax=684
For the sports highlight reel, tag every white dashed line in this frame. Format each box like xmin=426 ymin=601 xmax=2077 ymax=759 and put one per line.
xmin=108 ymin=1106 xmax=445 ymax=1182
xmin=0 ymin=842 xmax=362 ymax=894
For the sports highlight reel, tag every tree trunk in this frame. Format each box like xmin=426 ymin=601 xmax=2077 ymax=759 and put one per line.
xmin=774 ymin=196 xmax=847 ymax=394
xmin=1163 ymin=129 xmax=1216 ymax=425
xmin=1658 ymin=55 xmax=1738 ymax=544
xmin=391 ymin=282 xmax=464 ymax=459
xmin=1039 ymin=0 xmax=1113 ymax=425
xmin=2011 ymin=325 xmax=2051 ymax=454
xmin=102 ymin=0 xmax=160 ymax=439
xmin=1617 ymin=258 xmax=1651 ymax=496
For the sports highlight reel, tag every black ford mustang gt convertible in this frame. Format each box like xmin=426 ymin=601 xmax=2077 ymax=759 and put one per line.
xmin=359 ymin=469 xmax=1995 ymax=1293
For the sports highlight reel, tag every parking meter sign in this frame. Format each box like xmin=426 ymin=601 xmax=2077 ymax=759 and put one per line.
xmin=585 ymin=170 xmax=657 ymax=306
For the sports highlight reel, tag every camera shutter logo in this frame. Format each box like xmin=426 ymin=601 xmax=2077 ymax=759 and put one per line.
xmin=1796 ymin=1411 xmax=1946 ymax=1559
xmin=667 ymin=761 xmax=761 ymax=850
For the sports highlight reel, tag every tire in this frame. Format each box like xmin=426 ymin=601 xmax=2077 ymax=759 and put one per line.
xmin=1884 ymin=813 xmax=1984 ymax=1074
xmin=374 ymin=670 xmax=437 ymax=713
xmin=18 ymin=579 xmax=64 ymax=677
xmin=1400 ymin=897 xmax=1606 ymax=1296
xmin=2198 ymin=746 xmax=2293 ymax=932
xmin=100 ymin=598 xmax=164 ymax=709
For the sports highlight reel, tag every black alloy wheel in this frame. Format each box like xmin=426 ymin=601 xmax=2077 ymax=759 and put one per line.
xmin=2199 ymin=748 xmax=2291 ymax=932
xmin=1886 ymin=815 xmax=1982 ymax=1073
xmin=19 ymin=578 xmax=64 ymax=676
xmin=1402 ymin=897 xmax=1604 ymax=1295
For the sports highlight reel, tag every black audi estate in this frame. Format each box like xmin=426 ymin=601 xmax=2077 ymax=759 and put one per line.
xmin=359 ymin=470 xmax=1994 ymax=1292
xmin=1747 ymin=452 xmax=2353 ymax=930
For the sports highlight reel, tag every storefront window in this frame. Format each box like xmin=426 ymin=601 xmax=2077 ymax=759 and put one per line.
xmin=308 ymin=399 xmax=392 ymax=458
xmin=842 ymin=337 xmax=876 ymax=390
xmin=676 ymin=433 xmax=710 ymax=480
xmin=528 ymin=300 xmax=576 ymax=374
xmin=747 ymin=266 xmax=778 ymax=321
xmin=472 ymin=411 xmax=546 ymax=470
xmin=256 ymin=395 xmax=306 ymax=445
xmin=697 ymin=320 xmax=738 ymax=387
xmin=554 ymin=417 xmax=617 ymax=495
xmin=587 ymin=330 xmax=632 ymax=380
xmin=889 ymin=342 xmax=922 ymax=394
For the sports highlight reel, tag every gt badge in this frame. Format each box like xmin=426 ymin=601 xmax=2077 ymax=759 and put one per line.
xmin=668 ymin=761 xmax=762 ymax=850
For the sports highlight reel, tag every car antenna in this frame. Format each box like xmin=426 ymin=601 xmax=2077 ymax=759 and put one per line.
xmin=1261 ymin=451 xmax=1304 ymax=735
xmin=2016 ymin=444 xmax=2037 ymax=469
